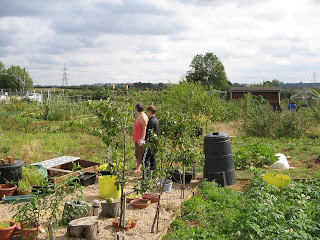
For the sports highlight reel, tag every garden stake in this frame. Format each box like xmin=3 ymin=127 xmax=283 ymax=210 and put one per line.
xmin=192 ymin=161 xmax=196 ymax=180
xmin=182 ymin=165 xmax=186 ymax=199
xmin=142 ymin=146 xmax=148 ymax=180
xmin=49 ymin=222 xmax=55 ymax=240
xmin=151 ymin=164 xmax=173 ymax=234
xmin=119 ymin=193 xmax=127 ymax=240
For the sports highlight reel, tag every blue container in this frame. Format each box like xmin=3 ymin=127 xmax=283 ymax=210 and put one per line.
xmin=288 ymin=103 xmax=297 ymax=110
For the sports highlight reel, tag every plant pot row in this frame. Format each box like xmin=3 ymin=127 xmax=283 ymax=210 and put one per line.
xmin=0 ymin=183 xmax=46 ymax=200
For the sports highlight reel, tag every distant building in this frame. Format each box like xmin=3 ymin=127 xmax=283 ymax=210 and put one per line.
xmin=230 ymin=87 xmax=281 ymax=107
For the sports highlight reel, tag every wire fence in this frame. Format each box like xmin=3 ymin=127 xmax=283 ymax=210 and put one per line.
xmin=0 ymin=88 xmax=92 ymax=106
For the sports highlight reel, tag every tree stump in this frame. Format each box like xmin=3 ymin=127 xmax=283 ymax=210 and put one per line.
xmin=100 ymin=199 xmax=121 ymax=218
xmin=61 ymin=201 xmax=91 ymax=225
xmin=67 ymin=216 xmax=98 ymax=240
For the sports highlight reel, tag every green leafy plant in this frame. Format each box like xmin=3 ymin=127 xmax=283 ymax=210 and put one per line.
xmin=12 ymin=173 xmax=84 ymax=239
xmin=233 ymin=141 xmax=279 ymax=169
xmin=165 ymin=173 xmax=320 ymax=240
xmin=22 ymin=166 xmax=47 ymax=187
xmin=0 ymin=220 xmax=11 ymax=228
xmin=17 ymin=178 xmax=32 ymax=192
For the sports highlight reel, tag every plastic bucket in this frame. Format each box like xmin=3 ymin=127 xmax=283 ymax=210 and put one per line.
xmin=262 ymin=173 xmax=291 ymax=188
xmin=158 ymin=179 xmax=173 ymax=192
xmin=98 ymin=175 xmax=121 ymax=199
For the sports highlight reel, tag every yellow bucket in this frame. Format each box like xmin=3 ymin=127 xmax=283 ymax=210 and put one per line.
xmin=262 ymin=173 xmax=291 ymax=188
xmin=98 ymin=175 xmax=121 ymax=199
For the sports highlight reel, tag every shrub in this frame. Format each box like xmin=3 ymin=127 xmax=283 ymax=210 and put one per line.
xmin=233 ymin=140 xmax=279 ymax=169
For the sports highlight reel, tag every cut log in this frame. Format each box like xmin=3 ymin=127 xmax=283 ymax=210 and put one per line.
xmin=61 ymin=201 xmax=91 ymax=225
xmin=67 ymin=216 xmax=98 ymax=240
xmin=100 ymin=199 xmax=121 ymax=218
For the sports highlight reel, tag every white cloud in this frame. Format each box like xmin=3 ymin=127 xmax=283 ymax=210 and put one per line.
xmin=0 ymin=0 xmax=320 ymax=85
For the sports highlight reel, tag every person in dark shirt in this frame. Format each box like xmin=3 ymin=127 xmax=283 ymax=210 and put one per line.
xmin=144 ymin=105 xmax=159 ymax=175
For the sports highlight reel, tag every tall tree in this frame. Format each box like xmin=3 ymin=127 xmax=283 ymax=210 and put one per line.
xmin=186 ymin=53 xmax=230 ymax=90
xmin=0 ymin=61 xmax=5 ymax=73
xmin=5 ymin=65 xmax=33 ymax=89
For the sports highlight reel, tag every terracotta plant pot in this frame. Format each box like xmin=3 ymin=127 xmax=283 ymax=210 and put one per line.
xmin=0 ymin=184 xmax=17 ymax=200
xmin=142 ymin=193 xmax=160 ymax=203
xmin=130 ymin=199 xmax=151 ymax=209
xmin=111 ymin=218 xmax=131 ymax=231
xmin=16 ymin=188 xmax=31 ymax=196
xmin=126 ymin=195 xmax=140 ymax=203
xmin=126 ymin=197 xmax=139 ymax=203
xmin=15 ymin=222 xmax=39 ymax=240
xmin=129 ymin=220 xmax=138 ymax=229
xmin=0 ymin=221 xmax=17 ymax=240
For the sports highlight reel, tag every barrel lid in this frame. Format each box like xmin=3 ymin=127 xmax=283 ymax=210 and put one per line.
xmin=204 ymin=132 xmax=230 ymax=142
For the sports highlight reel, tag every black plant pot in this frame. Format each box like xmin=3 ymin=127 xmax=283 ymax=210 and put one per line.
xmin=97 ymin=171 xmax=112 ymax=176
xmin=170 ymin=171 xmax=192 ymax=183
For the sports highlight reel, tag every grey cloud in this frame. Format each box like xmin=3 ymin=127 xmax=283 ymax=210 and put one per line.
xmin=0 ymin=0 xmax=185 ymax=36
xmin=50 ymin=3 xmax=186 ymax=36
xmin=177 ymin=0 xmax=264 ymax=7
xmin=0 ymin=0 xmax=51 ymax=17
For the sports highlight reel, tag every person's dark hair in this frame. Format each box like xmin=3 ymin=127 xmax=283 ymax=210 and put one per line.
xmin=135 ymin=103 xmax=144 ymax=112
xmin=146 ymin=105 xmax=157 ymax=114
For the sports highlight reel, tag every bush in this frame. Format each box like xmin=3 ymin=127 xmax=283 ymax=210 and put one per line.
xmin=241 ymin=93 xmax=316 ymax=138
xmin=233 ymin=140 xmax=279 ymax=169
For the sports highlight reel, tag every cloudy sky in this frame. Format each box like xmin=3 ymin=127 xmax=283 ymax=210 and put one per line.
xmin=1 ymin=0 xmax=320 ymax=85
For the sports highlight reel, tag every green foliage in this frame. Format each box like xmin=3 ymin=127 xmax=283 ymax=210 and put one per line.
xmin=186 ymin=52 xmax=230 ymax=90
xmin=241 ymin=93 xmax=317 ymax=138
xmin=3 ymin=65 xmax=33 ymax=89
xmin=0 ymin=74 xmax=16 ymax=89
xmin=18 ymin=178 xmax=32 ymax=191
xmin=233 ymin=140 xmax=279 ymax=169
xmin=93 ymin=87 xmax=112 ymax=100
xmin=166 ymin=174 xmax=320 ymax=240
xmin=12 ymin=171 xmax=84 ymax=238
xmin=22 ymin=166 xmax=47 ymax=187
xmin=44 ymin=96 xmax=91 ymax=121
xmin=0 ymin=220 xmax=11 ymax=228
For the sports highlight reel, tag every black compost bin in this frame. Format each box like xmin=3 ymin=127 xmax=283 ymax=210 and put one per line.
xmin=0 ymin=160 xmax=25 ymax=184
xmin=203 ymin=132 xmax=236 ymax=187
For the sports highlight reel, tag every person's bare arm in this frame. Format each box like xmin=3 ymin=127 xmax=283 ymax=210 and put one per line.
xmin=139 ymin=114 xmax=148 ymax=140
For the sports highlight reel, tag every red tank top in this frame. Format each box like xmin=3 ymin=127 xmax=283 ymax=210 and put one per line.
xmin=133 ymin=118 xmax=143 ymax=143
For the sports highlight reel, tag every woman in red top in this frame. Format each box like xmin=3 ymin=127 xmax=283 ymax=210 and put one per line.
xmin=133 ymin=103 xmax=148 ymax=173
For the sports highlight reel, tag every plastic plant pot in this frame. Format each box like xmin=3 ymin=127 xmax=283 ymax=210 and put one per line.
xmin=130 ymin=199 xmax=151 ymax=209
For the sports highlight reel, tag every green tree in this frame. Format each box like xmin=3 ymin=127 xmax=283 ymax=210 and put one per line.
xmin=186 ymin=53 xmax=230 ymax=90
xmin=93 ymin=87 xmax=112 ymax=100
xmin=5 ymin=65 xmax=33 ymax=89
xmin=0 ymin=61 xmax=5 ymax=73
xmin=0 ymin=74 xmax=17 ymax=89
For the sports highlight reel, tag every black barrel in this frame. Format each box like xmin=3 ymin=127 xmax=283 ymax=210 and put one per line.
xmin=203 ymin=132 xmax=236 ymax=187
xmin=0 ymin=160 xmax=25 ymax=184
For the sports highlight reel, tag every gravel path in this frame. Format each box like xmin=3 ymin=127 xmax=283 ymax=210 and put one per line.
xmin=0 ymin=178 xmax=200 ymax=240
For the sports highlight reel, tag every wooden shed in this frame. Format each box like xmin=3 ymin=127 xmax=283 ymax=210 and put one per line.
xmin=230 ymin=87 xmax=281 ymax=107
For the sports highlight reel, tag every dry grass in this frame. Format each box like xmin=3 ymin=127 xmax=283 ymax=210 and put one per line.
xmin=20 ymin=140 xmax=43 ymax=164
xmin=210 ymin=121 xmax=243 ymax=137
